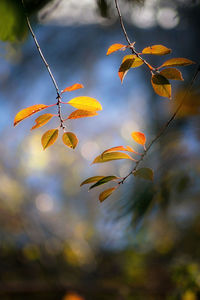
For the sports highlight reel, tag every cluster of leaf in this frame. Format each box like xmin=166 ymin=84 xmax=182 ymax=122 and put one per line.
xmin=14 ymin=83 xmax=102 ymax=150
xmin=107 ymin=43 xmax=195 ymax=99
xmin=81 ymin=131 xmax=153 ymax=202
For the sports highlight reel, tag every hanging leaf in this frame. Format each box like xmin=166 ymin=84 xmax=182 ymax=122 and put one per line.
xmin=41 ymin=129 xmax=58 ymax=150
xmin=68 ymin=96 xmax=102 ymax=112
xmin=89 ymin=176 xmax=119 ymax=190
xmin=118 ymin=57 xmax=135 ymax=83
xmin=151 ymin=74 xmax=171 ymax=99
xmin=126 ymin=145 xmax=140 ymax=154
xmin=159 ymin=68 xmax=184 ymax=81
xmin=159 ymin=58 xmax=195 ymax=69
xmin=107 ymin=43 xmax=126 ymax=55
xmin=14 ymin=104 xmax=49 ymax=126
xmin=101 ymin=146 xmax=129 ymax=157
xmin=142 ymin=45 xmax=171 ymax=55
xmin=67 ymin=110 xmax=98 ymax=119
xmin=99 ymin=187 xmax=117 ymax=202
xmin=131 ymin=132 xmax=146 ymax=146
xmin=62 ymin=132 xmax=78 ymax=149
xmin=92 ymin=152 xmax=134 ymax=163
xmin=31 ymin=113 xmax=53 ymax=130
xmin=61 ymin=83 xmax=84 ymax=93
xmin=121 ymin=55 xmax=144 ymax=68
xmin=80 ymin=176 xmax=105 ymax=187
xmin=134 ymin=168 xmax=154 ymax=181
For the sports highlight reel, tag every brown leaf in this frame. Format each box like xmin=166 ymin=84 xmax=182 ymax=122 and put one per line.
xmin=99 ymin=187 xmax=117 ymax=202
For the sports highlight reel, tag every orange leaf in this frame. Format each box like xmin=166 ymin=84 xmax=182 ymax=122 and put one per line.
xmin=101 ymin=146 xmax=128 ymax=157
xmin=62 ymin=132 xmax=78 ymax=149
xmin=93 ymin=152 xmax=134 ymax=163
xmin=107 ymin=43 xmax=126 ymax=55
xmin=68 ymin=96 xmax=102 ymax=111
xmin=67 ymin=110 xmax=98 ymax=119
xmin=14 ymin=104 xmax=49 ymax=126
xmin=41 ymin=129 xmax=58 ymax=150
xmin=121 ymin=55 xmax=144 ymax=68
xmin=126 ymin=145 xmax=140 ymax=154
xmin=31 ymin=113 xmax=53 ymax=130
xmin=160 ymin=68 xmax=183 ymax=81
xmin=118 ymin=58 xmax=135 ymax=83
xmin=131 ymin=132 xmax=146 ymax=146
xmin=151 ymin=74 xmax=171 ymax=99
xmin=142 ymin=45 xmax=171 ymax=55
xmin=159 ymin=58 xmax=195 ymax=68
xmin=99 ymin=187 xmax=117 ymax=202
xmin=61 ymin=83 xmax=84 ymax=93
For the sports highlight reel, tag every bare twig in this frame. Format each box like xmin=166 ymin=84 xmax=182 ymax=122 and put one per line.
xmin=21 ymin=0 xmax=65 ymax=130
xmin=114 ymin=0 xmax=200 ymax=185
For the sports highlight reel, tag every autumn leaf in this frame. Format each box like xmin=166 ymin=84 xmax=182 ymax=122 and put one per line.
xmin=41 ymin=129 xmax=58 ymax=150
xmin=118 ymin=58 xmax=135 ymax=83
xmin=151 ymin=74 xmax=171 ymax=99
xmin=80 ymin=176 xmax=105 ymax=186
xmin=134 ymin=168 xmax=154 ymax=181
xmin=14 ymin=104 xmax=49 ymax=126
xmin=31 ymin=113 xmax=53 ymax=130
xmin=131 ymin=132 xmax=146 ymax=146
xmin=99 ymin=187 xmax=117 ymax=202
xmin=160 ymin=68 xmax=183 ymax=81
xmin=89 ymin=176 xmax=119 ymax=190
xmin=122 ymin=55 xmax=144 ymax=68
xmin=142 ymin=45 xmax=171 ymax=55
xmin=101 ymin=146 xmax=129 ymax=157
xmin=61 ymin=83 xmax=84 ymax=93
xmin=159 ymin=58 xmax=195 ymax=69
xmin=107 ymin=43 xmax=126 ymax=55
xmin=67 ymin=110 xmax=98 ymax=119
xmin=68 ymin=96 xmax=102 ymax=111
xmin=92 ymin=152 xmax=134 ymax=163
xmin=126 ymin=145 xmax=140 ymax=154
xmin=62 ymin=132 xmax=78 ymax=149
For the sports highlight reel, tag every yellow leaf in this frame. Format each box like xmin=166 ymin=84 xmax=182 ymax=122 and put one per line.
xmin=159 ymin=58 xmax=195 ymax=68
xmin=61 ymin=83 xmax=84 ymax=93
xmin=80 ymin=176 xmax=105 ymax=186
xmin=99 ymin=187 xmax=117 ymax=202
xmin=160 ymin=68 xmax=183 ymax=81
xmin=134 ymin=168 xmax=154 ymax=181
xmin=122 ymin=55 xmax=144 ymax=68
xmin=131 ymin=132 xmax=146 ymax=146
xmin=14 ymin=104 xmax=49 ymax=126
xmin=41 ymin=129 xmax=58 ymax=150
xmin=62 ymin=132 xmax=78 ymax=149
xmin=142 ymin=45 xmax=171 ymax=55
xmin=118 ymin=58 xmax=135 ymax=83
xmin=68 ymin=96 xmax=102 ymax=112
xmin=101 ymin=146 xmax=128 ymax=157
xmin=67 ymin=110 xmax=98 ymax=119
xmin=92 ymin=152 xmax=134 ymax=163
xmin=90 ymin=176 xmax=119 ymax=190
xmin=151 ymin=74 xmax=171 ymax=99
xmin=31 ymin=113 xmax=53 ymax=130
xmin=107 ymin=43 xmax=126 ymax=55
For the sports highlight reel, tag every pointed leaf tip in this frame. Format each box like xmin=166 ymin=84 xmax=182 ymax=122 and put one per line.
xmin=159 ymin=58 xmax=195 ymax=68
xmin=62 ymin=132 xmax=78 ymax=149
xmin=89 ymin=176 xmax=119 ymax=190
xmin=61 ymin=83 xmax=84 ymax=93
xmin=14 ymin=104 xmax=49 ymax=126
xmin=41 ymin=129 xmax=58 ymax=150
xmin=107 ymin=43 xmax=126 ymax=55
xmin=80 ymin=176 xmax=105 ymax=187
xmin=99 ymin=187 xmax=117 ymax=202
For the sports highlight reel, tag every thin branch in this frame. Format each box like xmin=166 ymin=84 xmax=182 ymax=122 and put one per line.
xmin=114 ymin=0 xmax=200 ymax=184
xmin=21 ymin=0 xmax=65 ymax=130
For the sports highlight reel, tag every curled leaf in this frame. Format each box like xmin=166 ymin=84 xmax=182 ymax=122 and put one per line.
xmin=118 ymin=58 xmax=135 ymax=83
xmin=142 ymin=45 xmax=171 ymax=55
xmin=134 ymin=168 xmax=154 ymax=181
xmin=131 ymin=132 xmax=146 ymax=146
xmin=80 ymin=176 xmax=105 ymax=187
xmin=68 ymin=96 xmax=102 ymax=112
xmin=107 ymin=43 xmax=126 ymax=55
xmin=151 ymin=74 xmax=171 ymax=99
xmin=61 ymin=83 xmax=84 ymax=93
xmin=90 ymin=176 xmax=119 ymax=190
xmin=41 ymin=129 xmax=58 ymax=150
xmin=99 ymin=187 xmax=117 ymax=202
xmin=31 ymin=113 xmax=53 ymax=130
xmin=67 ymin=110 xmax=98 ymax=119
xmin=160 ymin=68 xmax=184 ymax=81
xmin=62 ymin=132 xmax=78 ymax=149
xmin=14 ymin=104 xmax=49 ymax=126
xmin=159 ymin=58 xmax=195 ymax=69
xmin=93 ymin=152 xmax=134 ymax=163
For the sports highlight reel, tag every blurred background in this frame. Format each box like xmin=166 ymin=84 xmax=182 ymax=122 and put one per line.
xmin=0 ymin=0 xmax=200 ymax=299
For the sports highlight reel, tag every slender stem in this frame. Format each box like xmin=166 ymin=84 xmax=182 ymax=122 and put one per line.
xmin=114 ymin=0 xmax=200 ymax=185
xmin=21 ymin=0 xmax=65 ymax=130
